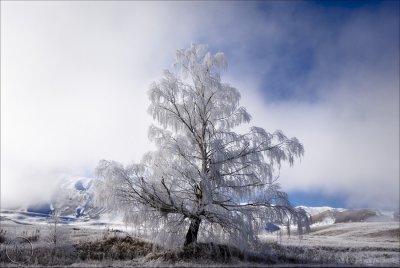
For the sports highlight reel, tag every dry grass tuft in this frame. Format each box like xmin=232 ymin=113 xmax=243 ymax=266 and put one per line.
xmin=76 ymin=235 xmax=158 ymax=261
xmin=145 ymin=242 xmax=275 ymax=264
xmin=0 ymin=229 xmax=6 ymax=244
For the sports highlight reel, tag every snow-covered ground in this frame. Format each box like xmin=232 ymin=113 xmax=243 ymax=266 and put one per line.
xmin=260 ymin=221 xmax=399 ymax=266
xmin=1 ymin=181 xmax=398 ymax=267
xmin=1 ymin=208 xmax=399 ymax=267
xmin=0 ymin=208 xmax=128 ymax=233
xmin=261 ymin=221 xmax=399 ymax=249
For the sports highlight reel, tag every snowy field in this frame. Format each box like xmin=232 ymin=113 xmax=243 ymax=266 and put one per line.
xmin=260 ymin=222 xmax=400 ymax=266
xmin=0 ymin=210 xmax=399 ymax=267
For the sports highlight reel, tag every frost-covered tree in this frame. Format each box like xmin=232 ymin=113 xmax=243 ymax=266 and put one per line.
xmin=95 ymin=44 xmax=306 ymax=248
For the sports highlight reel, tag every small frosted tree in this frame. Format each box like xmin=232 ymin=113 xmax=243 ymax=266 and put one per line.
xmin=95 ymin=44 xmax=306 ymax=247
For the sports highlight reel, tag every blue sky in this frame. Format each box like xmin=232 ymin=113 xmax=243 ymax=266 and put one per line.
xmin=1 ymin=1 xmax=399 ymax=210
xmin=219 ymin=1 xmax=398 ymax=102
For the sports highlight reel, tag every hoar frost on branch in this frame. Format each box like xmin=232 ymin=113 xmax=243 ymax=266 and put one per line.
xmin=95 ymin=44 xmax=308 ymax=248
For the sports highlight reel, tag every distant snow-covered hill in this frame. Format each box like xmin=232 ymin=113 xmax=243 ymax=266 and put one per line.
xmin=295 ymin=206 xmax=342 ymax=226
xmin=296 ymin=206 xmax=396 ymax=225
xmin=25 ymin=176 xmax=108 ymax=220
xmin=296 ymin=206 xmax=346 ymax=215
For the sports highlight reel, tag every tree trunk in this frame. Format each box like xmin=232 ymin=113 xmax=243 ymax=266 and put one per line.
xmin=184 ymin=217 xmax=201 ymax=246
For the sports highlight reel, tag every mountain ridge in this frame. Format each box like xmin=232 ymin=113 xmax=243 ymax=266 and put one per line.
xmin=2 ymin=177 xmax=397 ymax=226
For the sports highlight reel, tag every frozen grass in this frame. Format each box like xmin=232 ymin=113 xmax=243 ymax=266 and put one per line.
xmin=260 ymin=221 xmax=400 ymax=266
xmin=0 ymin=216 xmax=399 ymax=267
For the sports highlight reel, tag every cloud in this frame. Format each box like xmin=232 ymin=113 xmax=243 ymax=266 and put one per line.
xmin=1 ymin=2 xmax=398 ymax=210
xmin=1 ymin=2 xmax=195 ymax=207
xmin=228 ymin=3 xmax=399 ymax=210
xmin=237 ymin=73 xmax=398 ymax=210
